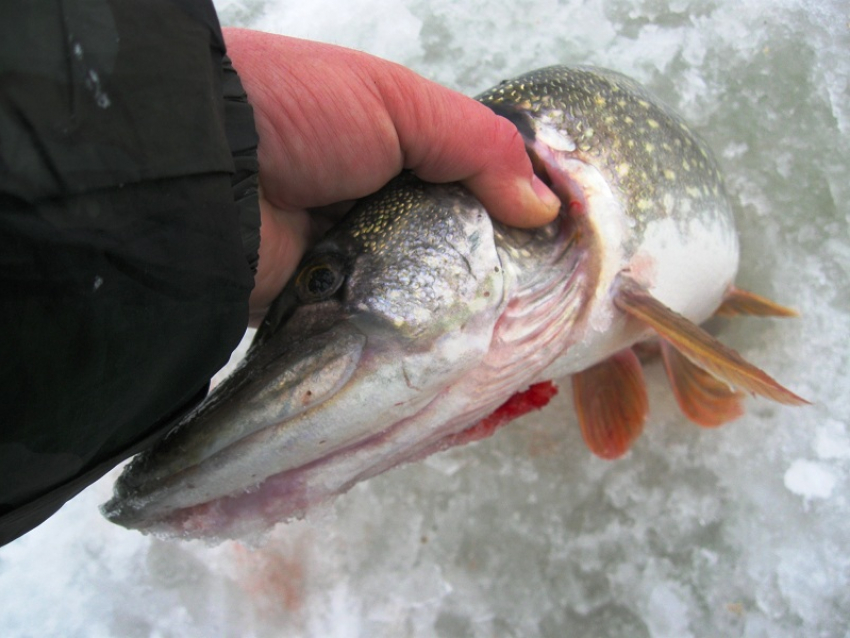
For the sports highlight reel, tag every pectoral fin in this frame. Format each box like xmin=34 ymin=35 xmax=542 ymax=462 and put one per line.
xmin=614 ymin=278 xmax=809 ymax=406
xmin=572 ymin=348 xmax=648 ymax=459
xmin=714 ymin=286 xmax=798 ymax=318
xmin=661 ymin=341 xmax=744 ymax=427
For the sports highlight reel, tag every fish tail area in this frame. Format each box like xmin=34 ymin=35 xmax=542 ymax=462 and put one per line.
xmin=614 ymin=277 xmax=810 ymax=407
xmin=714 ymin=286 xmax=799 ymax=318
xmin=571 ymin=348 xmax=649 ymax=459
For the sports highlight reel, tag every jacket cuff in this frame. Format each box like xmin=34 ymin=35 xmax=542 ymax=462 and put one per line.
xmin=221 ymin=55 xmax=261 ymax=276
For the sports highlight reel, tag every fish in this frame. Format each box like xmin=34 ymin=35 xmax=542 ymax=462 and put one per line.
xmin=102 ymin=65 xmax=807 ymax=542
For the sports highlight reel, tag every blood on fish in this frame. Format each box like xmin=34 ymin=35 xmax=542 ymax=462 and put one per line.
xmin=442 ymin=381 xmax=559 ymax=448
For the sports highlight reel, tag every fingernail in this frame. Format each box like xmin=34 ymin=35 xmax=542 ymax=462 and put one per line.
xmin=529 ymin=175 xmax=562 ymax=219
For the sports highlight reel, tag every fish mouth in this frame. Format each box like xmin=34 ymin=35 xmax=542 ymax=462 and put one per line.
xmin=101 ymin=303 xmax=499 ymax=542
xmin=101 ymin=317 xmax=363 ymax=537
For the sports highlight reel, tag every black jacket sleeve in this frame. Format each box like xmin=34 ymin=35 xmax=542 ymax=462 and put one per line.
xmin=0 ymin=0 xmax=260 ymax=545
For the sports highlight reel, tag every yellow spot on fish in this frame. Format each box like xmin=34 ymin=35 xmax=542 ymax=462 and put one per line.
xmin=686 ymin=186 xmax=702 ymax=198
xmin=637 ymin=198 xmax=653 ymax=211
xmin=638 ymin=99 xmax=651 ymax=109
xmin=645 ymin=142 xmax=655 ymax=153
xmin=617 ymin=163 xmax=630 ymax=177
xmin=595 ymin=95 xmax=607 ymax=107
xmin=664 ymin=169 xmax=676 ymax=181
xmin=647 ymin=119 xmax=660 ymax=128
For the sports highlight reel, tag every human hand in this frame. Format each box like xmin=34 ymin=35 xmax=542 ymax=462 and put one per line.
xmin=223 ymin=28 xmax=561 ymax=325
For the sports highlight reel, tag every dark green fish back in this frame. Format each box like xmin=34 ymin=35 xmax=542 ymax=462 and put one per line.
xmin=476 ymin=65 xmax=733 ymax=241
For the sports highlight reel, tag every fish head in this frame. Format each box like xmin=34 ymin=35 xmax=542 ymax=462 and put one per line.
xmin=102 ymin=173 xmax=533 ymax=541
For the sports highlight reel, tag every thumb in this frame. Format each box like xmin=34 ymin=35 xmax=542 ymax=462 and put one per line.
xmin=378 ymin=69 xmax=562 ymax=227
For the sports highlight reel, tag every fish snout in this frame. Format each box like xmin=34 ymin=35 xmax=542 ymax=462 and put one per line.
xmin=102 ymin=320 xmax=370 ymax=530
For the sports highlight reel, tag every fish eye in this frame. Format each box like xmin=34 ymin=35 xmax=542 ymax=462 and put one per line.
xmin=294 ymin=253 xmax=347 ymax=303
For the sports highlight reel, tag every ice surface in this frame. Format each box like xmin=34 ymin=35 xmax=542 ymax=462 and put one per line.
xmin=784 ymin=459 xmax=837 ymax=500
xmin=2 ymin=0 xmax=849 ymax=636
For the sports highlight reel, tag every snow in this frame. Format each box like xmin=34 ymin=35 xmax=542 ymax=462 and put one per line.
xmin=784 ymin=460 xmax=837 ymax=500
xmin=2 ymin=0 xmax=849 ymax=636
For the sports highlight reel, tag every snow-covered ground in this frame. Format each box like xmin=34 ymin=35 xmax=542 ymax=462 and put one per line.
xmin=2 ymin=1 xmax=848 ymax=636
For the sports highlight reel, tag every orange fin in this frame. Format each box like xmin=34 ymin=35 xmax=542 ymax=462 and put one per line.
xmin=572 ymin=348 xmax=648 ymax=459
xmin=661 ymin=341 xmax=744 ymax=427
xmin=714 ymin=286 xmax=798 ymax=318
xmin=614 ymin=278 xmax=809 ymax=406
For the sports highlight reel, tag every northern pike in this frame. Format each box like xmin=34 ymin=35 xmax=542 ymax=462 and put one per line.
xmin=103 ymin=66 xmax=806 ymax=542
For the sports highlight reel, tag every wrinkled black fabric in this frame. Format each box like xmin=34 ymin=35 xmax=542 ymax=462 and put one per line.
xmin=221 ymin=55 xmax=261 ymax=275
xmin=0 ymin=0 xmax=260 ymax=545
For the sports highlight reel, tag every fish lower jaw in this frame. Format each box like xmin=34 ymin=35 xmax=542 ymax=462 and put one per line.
xmin=127 ymin=467 xmax=323 ymax=544
xmin=110 ymin=388 xmax=522 ymax=544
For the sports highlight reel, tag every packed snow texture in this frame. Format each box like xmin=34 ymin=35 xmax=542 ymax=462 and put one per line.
xmin=2 ymin=1 xmax=848 ymax=636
